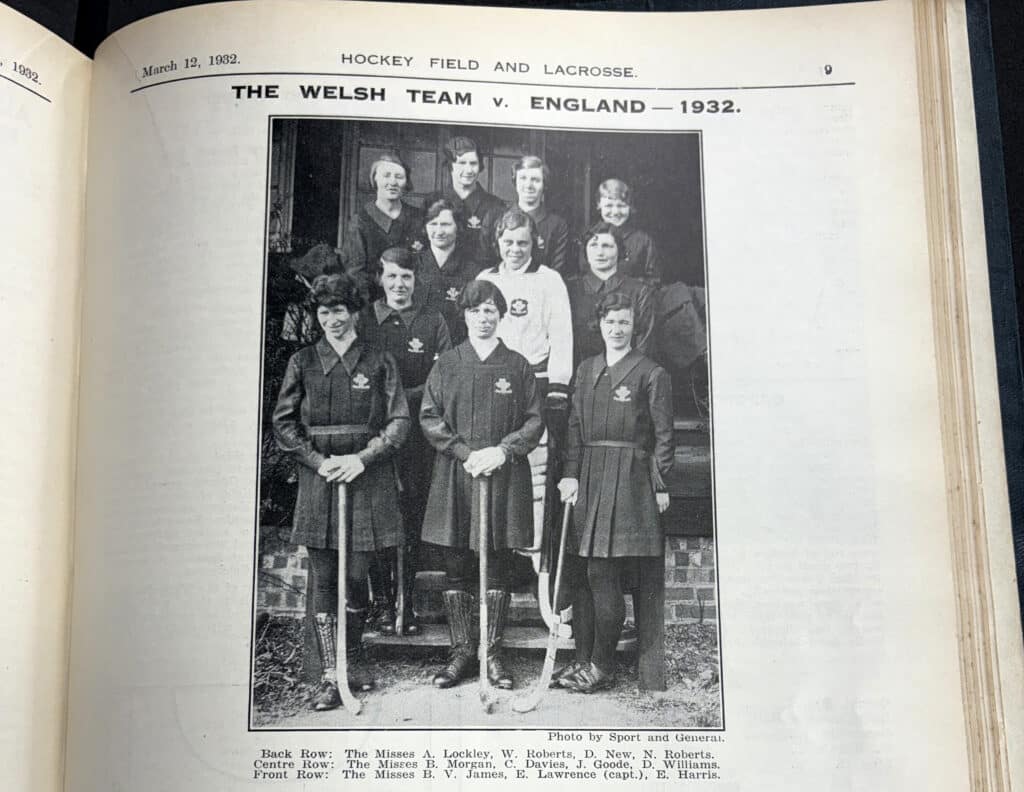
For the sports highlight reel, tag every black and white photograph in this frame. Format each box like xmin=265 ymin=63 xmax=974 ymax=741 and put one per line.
xmin=250 ymin=117 xmax=719 ymax=729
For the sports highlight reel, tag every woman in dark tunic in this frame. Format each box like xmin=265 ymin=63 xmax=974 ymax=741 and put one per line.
xmin=273 ymin=273 xmax=410 ymax=711
xmin=482 ymin=155 xmax=570 ymax=274
xmin=426 ymin=136 xmax=506 ymax=262
xmin=591 ymin=178 xmax=662 ymax=285
xmin=358 ymin=247 xmax=452 ymax=636
xmin=415 ymin=198 xmax=485 ymax=345
xmin=555 ymin=292 xmax=674 ymax=693
xmin=420 ymin=280 xmax=544 ymax=690
xmin=340 ymin=150 xmax=425 ymax=299
xmin=566 ymin=222 xmax=656 ymax=366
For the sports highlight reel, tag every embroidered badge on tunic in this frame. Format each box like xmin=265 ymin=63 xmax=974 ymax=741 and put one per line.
xmin=445 ymin=286 xmax=460 ymax=302
xmin=613 ymin=385 xmax=632 ymax=403
xmin=410 ymin=240 xmax=424 ymax=252
xmin=494 ymin=377 xmax=512 ymax=394
xmin=536 ymin=236 xmax=546 ymax=250
xmin=467 ymin=215 xmax=482 ymax=229
xmin=352 ymin=373 xmax=371 ymax=390
xmin=510 ymin=298 xmax=528 ymax=317
xmin=408 ymin=337 xmax=424 ymax=354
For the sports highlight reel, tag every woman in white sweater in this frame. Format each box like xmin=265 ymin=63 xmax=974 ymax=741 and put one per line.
xmin=476 ymin=207 xmax=573 ymax=403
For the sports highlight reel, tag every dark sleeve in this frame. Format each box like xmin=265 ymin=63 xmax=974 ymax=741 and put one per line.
xmin=435 ymin=315 xmax=454 ymax=356
xmin=272 ymin=354 xmax=326 ymax=471
xmin=633 ymin=282 xmax=657 ymax=358
xmin=546 ymin=216 xmax=570 ymax=274
xmin=420 ymin=357 xmax=473 ymax=462
xmin=562 ymin=363 xmax=587 ymax=479
xmin=498 ymin=362 xmax=545 ymax=457
xmin=339 ymin=216 xmax=370 ymax=294
xmin=648 ymin=365 xmax=675 ymax=492
xmin=642 ymin=234 xmax=662 ymax=285
xmin=357 ymin=353 xmax=411 ymax=466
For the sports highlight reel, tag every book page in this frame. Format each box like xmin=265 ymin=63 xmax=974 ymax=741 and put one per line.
xmin=67 ymin=0 xmax=1021 ymax=789
xmin=0 ymin=5 xmax=91 ymax=792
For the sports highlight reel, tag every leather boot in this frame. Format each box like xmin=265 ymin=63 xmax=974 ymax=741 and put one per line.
xmin=345 ymin=606 xmax=376 ymax=692
xmin=397 ymin=543 xmax=421 ymax=635
xmin=368 ymin=556 xmax=396 ymax=635
xmin=433 ymin=590 xmax=477 ymax=688
xmin=485 ymin=589 xmax=513 ymax=690
xmin=311 ymin=612 xmax=342 ymax=711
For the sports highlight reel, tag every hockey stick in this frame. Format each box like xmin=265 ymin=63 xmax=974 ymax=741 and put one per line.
xmin=511 ymin=500 xmax=572 ymax=713
xmin=478 ymin=476 xmax=497 ymax=714
xmin=395 ymin=543 xmax=405 ymax=636
xmin=336 ymin=482 xmax=362 ymax=715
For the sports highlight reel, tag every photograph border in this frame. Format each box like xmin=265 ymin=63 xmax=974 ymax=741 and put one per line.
xmin=247 ymin=113 xmax=723 ymax=733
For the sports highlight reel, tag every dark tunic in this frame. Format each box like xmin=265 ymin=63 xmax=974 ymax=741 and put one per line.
xmin=340 ymin=201 xmax=425 ymax=295
xmin=565 ymin=271 xmax=657 ymax=367
xmin=577 ymin=223 xmax=661 ymax=283
xmin=273 ymin=337 xmax=410 ymax=551
xmin=414 ymin=244 xmax=484 ymax=345
xmin=426 ymin=185 xmax=506 ymax=262
xmin=358 ymin=301 xmax=452 ymax=510
xmin=482 ymin=202 xmax=570 ymax=274
xmin=563 ymin=350 xmax=674 ymax=557
xmin=420 ymin=340 xmax=544 ymax=551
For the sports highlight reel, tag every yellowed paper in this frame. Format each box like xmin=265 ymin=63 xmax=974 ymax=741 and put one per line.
xmin=0 ymin=6 xmax=90 ymax=792
xmin=64 ymin=0 xmax=1021 ymax=789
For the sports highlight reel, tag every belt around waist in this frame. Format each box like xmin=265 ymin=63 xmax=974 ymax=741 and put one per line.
xmin=584 ymin=440 xmax=643 ymax=450
xmin=307 ymin=424 xmax=371 ymax=436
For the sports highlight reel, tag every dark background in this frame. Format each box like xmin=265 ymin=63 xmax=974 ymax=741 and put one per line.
xmin=11 ymin=0 xmax=1024 ymax=606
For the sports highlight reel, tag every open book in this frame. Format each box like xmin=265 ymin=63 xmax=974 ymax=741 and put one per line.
xmin=3 ymin=0 xmax=1022 ymax=789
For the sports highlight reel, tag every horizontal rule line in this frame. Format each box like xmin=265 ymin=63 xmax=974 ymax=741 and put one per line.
xmin=0 ymin=73 xmax=50 ymax=102
xmin=129 ymin=69 xmax=856 ymax=94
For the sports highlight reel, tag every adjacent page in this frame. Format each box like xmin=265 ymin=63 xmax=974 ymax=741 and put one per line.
xmin=67 ymin=0 xmax=1023 ymax=789
xmin=0 ymin=5 xmax=91 ymax=792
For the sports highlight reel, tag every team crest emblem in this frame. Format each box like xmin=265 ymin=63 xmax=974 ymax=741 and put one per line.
xmin=410 ymin=240 xmax=424 ymax=252
xmin=494 ymin=377 xmax=512 ymax=395
xmin=352 ymin=373 xmax=371 ymax=390
xmin=613 ymin=385 xmax=632 ymax=403
xmin=536 ymin=235 xmax=546 ymax=250
xmin=510 ymin=298 xmax=528 ymax=317
xmin=445 ymin=286 xmax=460 ymax=302
xmin=467 ymin=215 xmax=482 ymax=229
xmin=408 ymin=337 xmax=424 ymax=354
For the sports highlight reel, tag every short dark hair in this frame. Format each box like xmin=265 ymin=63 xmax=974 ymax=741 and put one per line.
xmin=594 ymin=291 xmax=635 ymax=322
xmin=424 ymin=197 xmax=464 ymax=227
xmin=443 ymin=136 xmax=485 ymax=171
xmin=491 ymin=208 xmax=540 ymax=273
xmin=311 ymin=273 xmax=365 ymax=313
xmin=379 ymin=246 xmax=419 ymax=274
xmin=368 ymin=150 xmax=413 ymax=193
xmin=581 ymin=221 xmax=627 ymax=263
xmin=459 ymin=279 xmax=507 ymax=317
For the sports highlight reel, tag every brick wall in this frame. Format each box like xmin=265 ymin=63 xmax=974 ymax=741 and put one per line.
xmin=257 ymin=526 xmax=717 ymax=625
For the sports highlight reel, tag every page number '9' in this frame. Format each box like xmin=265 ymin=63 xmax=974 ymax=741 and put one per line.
xmin=824 ymin=64 xmax=833 ymax=76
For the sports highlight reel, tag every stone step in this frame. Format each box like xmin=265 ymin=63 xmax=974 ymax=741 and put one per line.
xmin=364 ymin=622 xmax=637 ymax=652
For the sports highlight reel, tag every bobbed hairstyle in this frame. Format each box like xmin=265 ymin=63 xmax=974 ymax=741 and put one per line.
xmin=581 ymin=221 xmax=627 ymax=261
xmin=379 ymin=246 xmax=419 ymax=275
xmin=311 ymin=272 xmax=366 ymax=313
xmin=443 ymin=136 xmax=484 ymax=171
xmin=597 ymin=178 xmax=632 ymax=205
xmin=594 ymin=290 xmax=636 ymax=323
xmin=368 ymin=150 xmax=413 ymax=193
xmin=491 ymin=207 xmax=540 ymax=273
xmin=424 ymin=197 xmax=464 ymax=227
xmin=458 ymin=279 xmax=507 ymax=318
xmin=511 ymin=154 xmax=551 ymax=188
